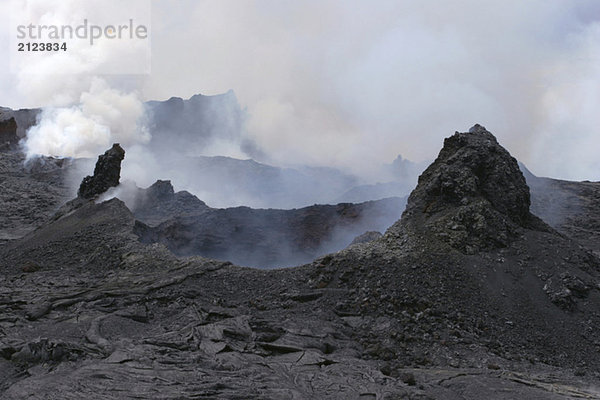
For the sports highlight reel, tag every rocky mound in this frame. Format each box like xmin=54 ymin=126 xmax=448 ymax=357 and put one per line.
xmin=0 ymin=198 xmax=142 ymax=271
xmin=400 ymin=124 xmax=549 ymax=254
xmin=130 ymin=179 xmax=210 ymax=226
xmin=0 ymin=152 xmax=76 ymax=243
xmin=78 ymin=144 xmax=125 ymax=199
xmin=315 ymin=126 xmax=600 ymax=374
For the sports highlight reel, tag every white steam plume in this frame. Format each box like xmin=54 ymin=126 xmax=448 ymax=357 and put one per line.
xmin=144 ymin=0 xmax=600 ymax=181
xmin=23 ymin=78 xmax=149 ymax=159
xmin=3 ymin=0 xmax=600 ymax=185
xmin=7 ymin=0 xmax=151 ymax=161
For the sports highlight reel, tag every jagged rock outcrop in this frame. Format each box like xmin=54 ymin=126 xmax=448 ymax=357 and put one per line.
xmin=0 ymin=107 xmax=41 ymax=145
xmin=0 ymin=117 xmax=18 ymax=150
xmin=78 ymin=144 xmax=125 ymax=199
xmin=132 ymin=180 xmax=210 ymax=226
xmin=145 ymin=179 xmax=175 ymax=200
xmin=399 ymin=124 xmax=549 ymax=254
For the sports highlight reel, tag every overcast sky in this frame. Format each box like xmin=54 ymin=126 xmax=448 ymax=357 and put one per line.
xmin=1 ymin=0 xmax=599 ymax=180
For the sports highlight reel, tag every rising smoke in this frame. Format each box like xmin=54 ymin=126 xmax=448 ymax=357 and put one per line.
xmin=143 ymin=0 xmax=600 ymax=181
xmin=23 ymin=78 xmax=149 ymax=160
xmin=3 ymin=0 xmax=598 ymax=268
xmin=6 ymin=0 xmax=151 ymax=162
xmin=1 ymin=0 xmax=599 ymax=189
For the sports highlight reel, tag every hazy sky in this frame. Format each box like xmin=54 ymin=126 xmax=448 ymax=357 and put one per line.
xmin=1 ymin=0 xmax=599 ymax=180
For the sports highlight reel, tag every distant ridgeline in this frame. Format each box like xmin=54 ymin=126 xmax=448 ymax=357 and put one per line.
xmin=0 ymin=93 xmax=422 ymax=208
xmin=144 ymin=90 xmax=254 ymax=157
xmin=0 ymin=91 xmax=247 ymax=155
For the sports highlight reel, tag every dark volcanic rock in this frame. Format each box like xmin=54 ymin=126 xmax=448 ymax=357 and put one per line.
xmin=145 ymin=179 xmax=175 ymax=200
xmin=0 ymin=107 xmax=40 ymax=143
xmin=2 ymin=125 xmax=600 ymax=399
xmin=323 ymin=126 xmax=600 ymax=378
xmin=349 ymin=230 xmax=383 ymax=245
xmin=401 ymin=124 xmax=548 ymax=254
xmin=78 ymin=144 xmax=125 ymax=199
xmin=0 ymin=152 xmax=76 ymax=243
xmin=524 ymin=167 xmax=600 ymax=255
xmin=0 ymin=117 xmax=18 ymax=150
xmin=0 ymin=197 xmax=141 ymax=271
xmin=133 ymin=182 xmax=404 ymax=267
xmin=132 ymin=180 xmax=210 ymax=226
